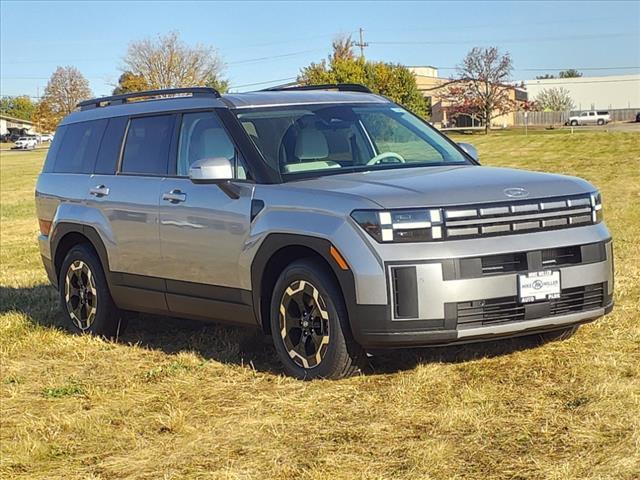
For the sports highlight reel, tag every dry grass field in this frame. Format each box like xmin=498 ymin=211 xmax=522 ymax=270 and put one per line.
xmin=1 ymin=129 xmax=639 ymax=479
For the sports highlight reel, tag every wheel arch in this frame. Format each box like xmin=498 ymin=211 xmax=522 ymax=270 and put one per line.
xmin=51 ymin=223 xmax=111 ymax=288
xmin=250 ymin=234 xmax=357 ymax=335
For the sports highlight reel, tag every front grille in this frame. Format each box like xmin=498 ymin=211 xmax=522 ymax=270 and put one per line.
xmin=456 ymin=283 xmax=605 ymax=329
xmin=443 ymin=194 xmax=596 ymax=239
xmin=454 ymin=242 xmax=603 ymax=280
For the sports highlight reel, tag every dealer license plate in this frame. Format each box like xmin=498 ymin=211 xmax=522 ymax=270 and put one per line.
xmin=518 ymin=270 xmax=561 ymax=303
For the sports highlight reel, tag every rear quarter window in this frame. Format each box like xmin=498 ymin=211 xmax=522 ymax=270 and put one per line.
xmin=41 ymin=126 xmax=67 ymax=173
xmin=51 ymin=120 xmax=108 ymax=174
xmin=94 ymin=116 xmax=128 ymax=174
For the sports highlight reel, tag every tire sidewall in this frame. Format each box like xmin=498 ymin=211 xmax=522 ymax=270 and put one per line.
xmin=58 ymin=244 xmax=120 ymax=337
xmin=270 ymin=259 xmax=355 ymax=379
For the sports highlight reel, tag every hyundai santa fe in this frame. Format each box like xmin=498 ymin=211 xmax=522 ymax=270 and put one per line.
xmin=35 ymin=85 xmax=614 ymax=379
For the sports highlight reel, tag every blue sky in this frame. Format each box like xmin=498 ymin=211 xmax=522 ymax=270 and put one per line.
xmin=1 ymin=0 xmax=639 ymax=98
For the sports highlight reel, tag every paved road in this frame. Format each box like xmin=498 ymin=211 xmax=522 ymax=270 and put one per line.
xmin=568 ymin=122 xmax=640 ymax=133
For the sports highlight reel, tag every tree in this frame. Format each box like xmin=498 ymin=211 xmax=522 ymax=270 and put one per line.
xmin=298 ymin=41 xmax=427 ymax=117
xmin=534 ymin=87 xmax=575 ymax=111
xmin=558 ymin=69 xmax=582 ymax=78
xmin=121 ymin=31 xmax=228 ymax=92
xmin=33 ymin=66 xmax=92 ymax=131
xmin=0 ymin=95 xmax=36 ymax=121
xmin=331 ymin=34 xmax=356 ymax=62
xmin=444 ymin=47 xmax=514 ymax=133
xmin=535 ymin=74 xmax=556 ymax=80
xmin=113 ymin=71 xmax=150 ymax=95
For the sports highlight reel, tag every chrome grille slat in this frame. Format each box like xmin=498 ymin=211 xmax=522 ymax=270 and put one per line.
xmin=443 ymin=194 xmax=596 ymax=239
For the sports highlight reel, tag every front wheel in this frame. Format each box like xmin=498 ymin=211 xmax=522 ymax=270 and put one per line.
xmin=270 ymin=259 xmax=365 ymax=379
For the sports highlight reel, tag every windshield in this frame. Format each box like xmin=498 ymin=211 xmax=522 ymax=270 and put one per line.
xmin=235 ymin=103 xmax=470 ymax=177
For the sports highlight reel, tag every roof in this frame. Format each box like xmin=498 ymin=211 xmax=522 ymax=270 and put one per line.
xmin=62 ymin=89 xmax=389 ymax=125
xmin=0 ymin=114 xmax=34 ymax=125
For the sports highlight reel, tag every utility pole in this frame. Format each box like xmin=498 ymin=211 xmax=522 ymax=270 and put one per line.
xmin=355 ymin=27 xmax=369 ymax=59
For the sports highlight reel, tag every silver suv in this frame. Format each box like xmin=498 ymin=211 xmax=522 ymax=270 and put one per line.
xmin=36 ymin=85 xmax=614 ymax=379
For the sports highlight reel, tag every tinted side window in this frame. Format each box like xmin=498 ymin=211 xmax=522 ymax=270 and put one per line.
xmin=53 ymin=120 xmax=107 ymax=173
xmin=121 ymin=115 xmax=174 ymax=175
xmin=94 ymin=116 xmax=128 ymax=175
xmin=42 ymin=126 xmax=67 ymax=173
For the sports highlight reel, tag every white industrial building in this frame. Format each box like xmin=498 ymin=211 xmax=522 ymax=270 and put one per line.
xmin=524 ymin=74 xmax=640 ymax=111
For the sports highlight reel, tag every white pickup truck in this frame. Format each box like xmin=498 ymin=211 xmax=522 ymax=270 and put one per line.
xmin=567 ymin=111 xmax=610 ymax=126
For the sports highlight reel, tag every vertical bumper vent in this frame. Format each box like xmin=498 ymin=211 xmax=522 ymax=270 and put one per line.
xmin=391 ymin=266 xmax=419 ymax=319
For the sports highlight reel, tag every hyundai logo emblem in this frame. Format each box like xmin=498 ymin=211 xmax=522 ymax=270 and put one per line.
xmin=503 ymin=187 xmax=530 ymax=198
xmin=532 ymin=280 xmax=544 ymax=290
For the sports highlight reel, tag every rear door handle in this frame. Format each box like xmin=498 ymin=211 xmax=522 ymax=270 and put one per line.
xmin=89 ymin=185 xmax=109 ymax=197
xmin=162 ymin=189 xmax=187 ymax=203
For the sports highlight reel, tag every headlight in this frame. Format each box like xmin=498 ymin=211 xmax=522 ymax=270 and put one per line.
xmin=351 ymin=209 xmax=443 ymax=243
xmin=591 ymin=191 xmax=603 ymax=223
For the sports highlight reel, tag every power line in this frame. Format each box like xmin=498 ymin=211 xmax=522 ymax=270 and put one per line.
xmin=370 ymin=32 xmax=637 ymax=46
xmin=229 ymin=76 xmax=298 ymax=90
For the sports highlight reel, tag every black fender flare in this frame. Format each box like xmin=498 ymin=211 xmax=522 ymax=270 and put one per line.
xmin=250 ymin=234 xmax=358 ymax=332
xmin=50 ymin=222 xmax=111 ymax=286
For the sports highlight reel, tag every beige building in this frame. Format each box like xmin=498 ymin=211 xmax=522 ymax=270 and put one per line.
xmin=409 ymin=66 xmax=527 ymax=128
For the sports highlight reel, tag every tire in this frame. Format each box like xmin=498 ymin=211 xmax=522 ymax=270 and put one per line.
xmin=270 ymin=258 xmax=365 ymax=380
xmin=58 ymin=243 xmax=126 ymax=338
xmin=535 ymin=325 xmax=579 ymax=343
xmin=597 ymin=119 xmax=604 ymax=126
xmin=570 ymin=120 xmax=578 ymax=126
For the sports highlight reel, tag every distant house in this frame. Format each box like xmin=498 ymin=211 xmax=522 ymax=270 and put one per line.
xmin=524 ymin=74 xmax=640 ymax=111
xmin=0 ymin=114 xmax=35 ymax=137
xmin=409 ymin=66 xmax=528 ymax=128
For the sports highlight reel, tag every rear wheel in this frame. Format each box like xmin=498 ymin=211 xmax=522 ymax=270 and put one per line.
xmin=570 ymin=120 xmax=578 ymax=126
xmin=597 ymin=119 xmax=605 ymax=125
xmin=59 ymin=244 xmax=126 ymax=338
xmin=270 ymin=259 xmax=364 ymax=379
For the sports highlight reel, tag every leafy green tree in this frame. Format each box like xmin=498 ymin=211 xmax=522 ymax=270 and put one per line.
xmin=298 ymin=40 xmax=427 ymax=117
xmin=0 ymin=95 xmax=36 ymax=121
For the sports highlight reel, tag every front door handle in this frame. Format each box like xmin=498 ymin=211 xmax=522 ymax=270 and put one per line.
xmin=162 ymin=189 xmax=187 ymax=203
xmin=89 ymin=185 xmax=109 ymax=197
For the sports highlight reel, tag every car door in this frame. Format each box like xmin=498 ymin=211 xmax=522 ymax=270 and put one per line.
xmin=87 ymin=114 xmax=176 ymax=312
xmin=158 ymin=111 xmax=255 ymax=322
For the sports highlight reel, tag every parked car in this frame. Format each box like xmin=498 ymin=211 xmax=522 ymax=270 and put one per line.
xmin=12 ymin=137 xmax=37 ymax=150
xmin=635 ymin=112 xmax=640 ymax=123
xmin=35 ymin=86 xmax=614 ymax=379
xmin=566 ymin=111 xmax=610 ymax=126
xmin=37 ymin=133 xmax=54 ymax=143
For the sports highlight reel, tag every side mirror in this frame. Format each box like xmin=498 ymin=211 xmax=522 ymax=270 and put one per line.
xmin=189 ymin=157 xmax=233 ymax=183
xmin=458 ymin=142 xmax=479 ymax=162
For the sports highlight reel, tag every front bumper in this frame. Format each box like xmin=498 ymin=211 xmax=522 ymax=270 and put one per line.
xmin=349 ymin=237 xmax=614 ymax=349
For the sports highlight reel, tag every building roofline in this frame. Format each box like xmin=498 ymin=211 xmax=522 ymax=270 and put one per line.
xmin=0 ymin=114 xmax=34 ymax=125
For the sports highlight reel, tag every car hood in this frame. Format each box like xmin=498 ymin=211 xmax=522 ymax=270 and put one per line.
xmin=287 ymin=165 xmax=596 ymax=208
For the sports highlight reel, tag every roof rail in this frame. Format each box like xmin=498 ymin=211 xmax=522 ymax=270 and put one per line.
xmin=262 ymin=83 xmax=372 ymax=94
xmin=77 ymin=87 xmax=221 ymax=111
